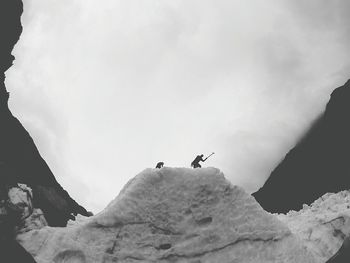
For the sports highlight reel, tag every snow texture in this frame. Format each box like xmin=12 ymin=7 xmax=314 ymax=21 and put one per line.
xmin=17 ymin=167 xmax=315 ymax=263
xmin=277 ymin=190 xmax=350 ymax=263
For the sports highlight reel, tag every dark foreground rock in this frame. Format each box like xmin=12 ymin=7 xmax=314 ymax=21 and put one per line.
xmin=0 ymin=239 xmax=37 ymax=263
xmin=0 ymin=184 xmax=44 ymax=263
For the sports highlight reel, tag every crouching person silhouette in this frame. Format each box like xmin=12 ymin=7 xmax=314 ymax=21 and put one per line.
xmin=155 ymin=162 xmax=164 ymax=169
xmin=191 ymin=152 xmax=215 ymax=168
xmin=191 ymin=154 xmax=207 ymax=168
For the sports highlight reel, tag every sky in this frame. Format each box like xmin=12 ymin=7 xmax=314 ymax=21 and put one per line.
xmin=5 ymin=0 xmax=350 ymax=213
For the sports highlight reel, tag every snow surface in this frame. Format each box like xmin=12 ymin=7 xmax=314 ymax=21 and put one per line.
xmin=16 ymin=167 xmax=315 ymax=263
xmin=277 ymin=190 xmax=350 ymax=262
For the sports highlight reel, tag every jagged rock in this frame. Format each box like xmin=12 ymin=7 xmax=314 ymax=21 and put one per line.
xmin=253 ymin=79 xmax=350 ymax=213
xmin=277 ymin=190 xmax=350 ymax=262
xmin=0 ymin=183 xmax=39 ymax=262
xmin=7 ymin=184 xmax=48 ymax=234
xmin=19 ymin=208 xmax=48 ymax=234
xmin=8 ymin=184 xmax=34 ymax=220
xmin=0 ymin=0 xmax=22 ymax=111
xmin=0 ymin=0 xmax=22 ymax=71
xmin=1 ymin=183 xmax=47 ymax=232
xmin=17 ymin=168 xmax=316 ymax=263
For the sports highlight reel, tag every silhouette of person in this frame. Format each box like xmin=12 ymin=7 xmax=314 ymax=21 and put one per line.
xmin=191 ymin=154 xmax=207 ymax=168
xmin=155 ymin=162 xmax=164 ymax=169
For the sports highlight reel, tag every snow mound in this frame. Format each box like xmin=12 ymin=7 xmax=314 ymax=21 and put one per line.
xmin=17 ymin=167 xmax=315 ymax=263
xmin=278 ymin=190 xmax=350 ymax=262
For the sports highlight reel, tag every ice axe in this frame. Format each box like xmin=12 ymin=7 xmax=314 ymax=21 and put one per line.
xmin=204 ymin=152 xmax=215 ymax=161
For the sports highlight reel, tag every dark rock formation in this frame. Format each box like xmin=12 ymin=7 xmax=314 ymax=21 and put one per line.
xmin=0 ymin=111 xmax=90 ymax=226
xmin=0 ymin=1 xmax=36 ymax=261
xmin=0 ymin=0 xmax=90 ymax=227
xmin=0 ymin=0 xmax=91 ymax=259
xmin=0 ymin=185 xmax=37 ymax=262
xmin=0 ymin=239 xmax=37 ymax=263
xmin=0 ymin=0 xmax=22 ymax=112
xmin=253 ymin=79 xmax=350 ymax=213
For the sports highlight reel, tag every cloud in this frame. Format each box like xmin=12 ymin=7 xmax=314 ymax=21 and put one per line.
xmin=5 ymin=0 xmax=350 ymax=212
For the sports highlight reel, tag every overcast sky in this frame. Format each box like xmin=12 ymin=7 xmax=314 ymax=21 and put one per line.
xmin=5 ymin=0 xmax=350 ymax=213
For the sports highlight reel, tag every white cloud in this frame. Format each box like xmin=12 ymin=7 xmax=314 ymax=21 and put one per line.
xmin=6 ymin=0 xmax=350 ymax=212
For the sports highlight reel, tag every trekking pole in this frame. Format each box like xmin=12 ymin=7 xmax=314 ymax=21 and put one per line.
xmin=205 ymin=152 xmax=215 ymax=160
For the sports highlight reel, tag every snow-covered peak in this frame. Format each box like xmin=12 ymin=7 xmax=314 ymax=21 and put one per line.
xmin=17 ymin=167 xmax=316 ymax=262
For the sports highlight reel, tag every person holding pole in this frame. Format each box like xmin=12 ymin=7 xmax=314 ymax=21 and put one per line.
xmin=191 ymin=152 xmax=214 ymax=168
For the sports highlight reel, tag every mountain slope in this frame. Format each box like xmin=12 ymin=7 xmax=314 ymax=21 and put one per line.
xmin=17 ymin=167 xmax=316 ymax=263
xmin=0 ymin=0 xmax=89 ymax=227
xmin=253 ymin=79 xmax=350 ymax=213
